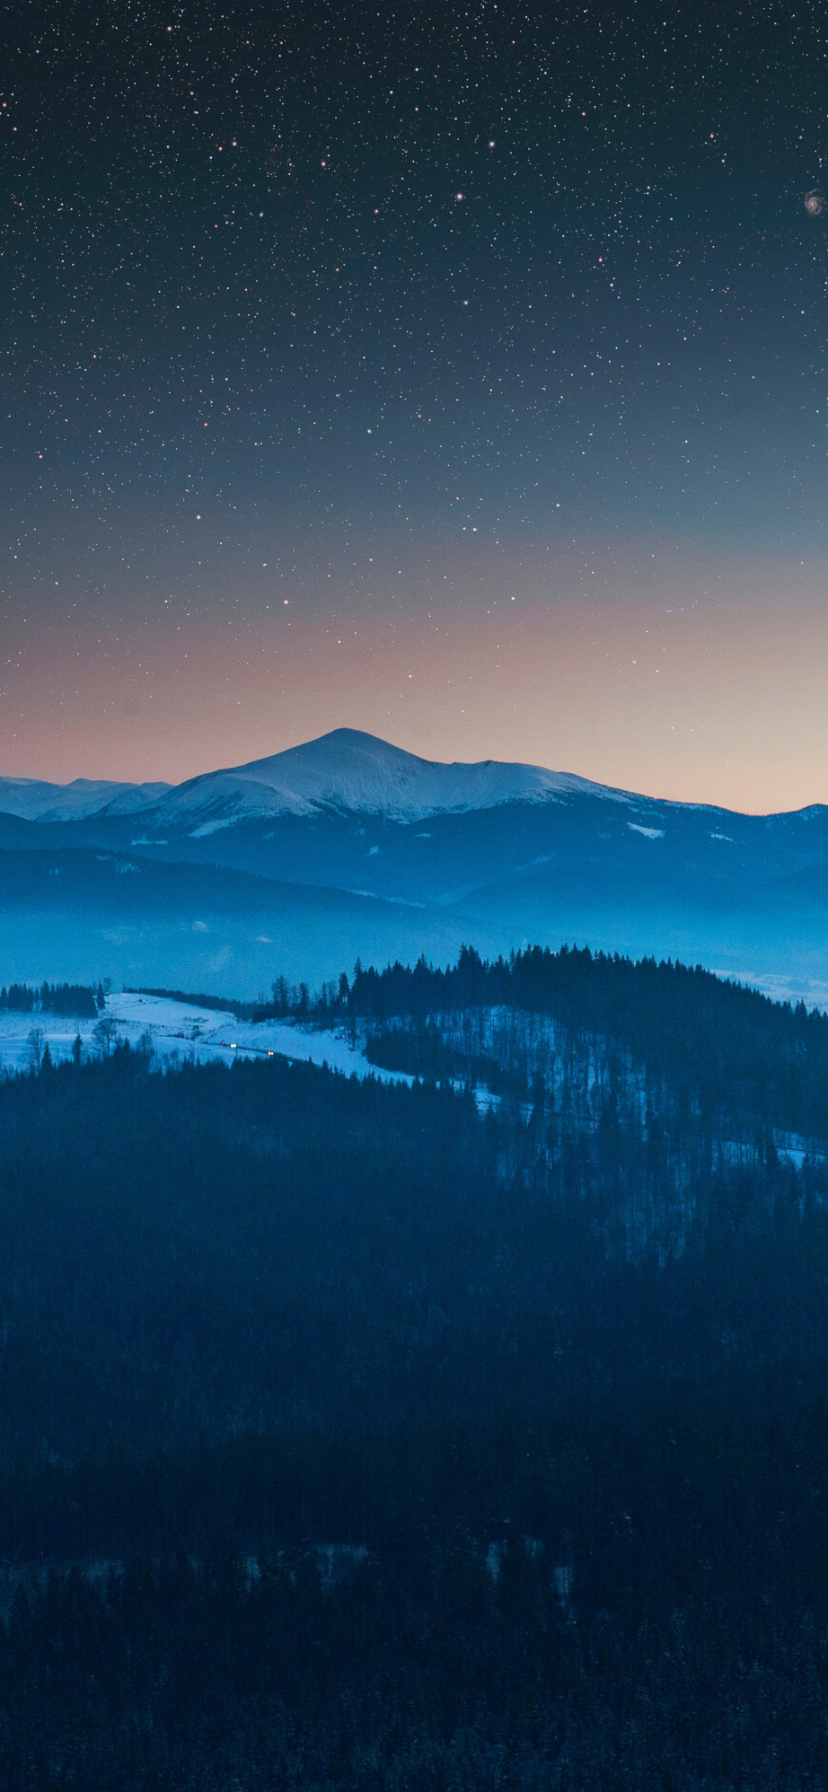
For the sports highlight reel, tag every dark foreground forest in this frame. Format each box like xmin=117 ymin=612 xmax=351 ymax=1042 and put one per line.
xmin=3 ymin=947 xmax=828 ymax=1786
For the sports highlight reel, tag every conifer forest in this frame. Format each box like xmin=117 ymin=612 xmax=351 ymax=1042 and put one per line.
xmin=3 ymin=948 xmax=828 ymax=1786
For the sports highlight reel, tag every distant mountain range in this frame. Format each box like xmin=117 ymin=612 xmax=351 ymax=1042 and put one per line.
xmin=0 ymin=730 xmax=636 ymax=826
xmin=1 ymin=728 xmax=828 ymax=1000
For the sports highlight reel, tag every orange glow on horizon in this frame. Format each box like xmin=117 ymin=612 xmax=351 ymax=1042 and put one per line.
xmin=1 ymin=538 xmax=826 ymax=816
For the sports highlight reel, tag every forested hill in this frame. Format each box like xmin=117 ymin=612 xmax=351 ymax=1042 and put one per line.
xmin=4 ymin=948 xmax=828 ymax=1785
xmin=351 ymin=940 xmax=824 ymax=1068
xmin=353 ymin=943 xmax=828 ymax=1141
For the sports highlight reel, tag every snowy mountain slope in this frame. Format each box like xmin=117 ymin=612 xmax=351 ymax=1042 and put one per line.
xmin=8 ymin=729 xmax=823 ymax=845
xmin=5 ymin=734 xmax=826 ymax=846
xmin=122 ymin=761 xmax=828 ymax=932
xmin=149 ymin=728 xmax=639 ymax=829
xmin=0 ymin=776 xmax=171 ymax=823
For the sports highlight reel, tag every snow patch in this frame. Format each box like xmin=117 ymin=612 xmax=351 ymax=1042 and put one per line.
xmin=189 ymin=818 xmax=236 ymax=838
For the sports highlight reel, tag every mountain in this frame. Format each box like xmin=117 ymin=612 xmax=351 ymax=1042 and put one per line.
xmin=0 ymin=775 xmax=171 ymax=823
xmin=0 ymin=845 xmax=496 ymax=998
xmin=0 ymin=730 xmax=627 ymax=834
xmin=2 ymin=728 xmax=828 ymax=998
xmin=146 ymin=727 xmax=630 ymax=829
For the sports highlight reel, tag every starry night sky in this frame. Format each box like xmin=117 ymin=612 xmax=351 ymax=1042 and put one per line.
xmin=3 ymin=0 xmax=828 ymax=809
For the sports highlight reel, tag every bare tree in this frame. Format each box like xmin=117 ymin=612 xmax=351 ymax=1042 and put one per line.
xmin=25 ymin=1026 xmax=46 ymax=1073
xmin=93 ymin=1015 xmax=119 ymax=1057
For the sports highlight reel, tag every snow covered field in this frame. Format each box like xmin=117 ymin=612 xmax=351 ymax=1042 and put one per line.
xmin=110 ymin=993 xmax=417 ymax=1083
xmin=0 ymin=992 xmax=414 ymax=1085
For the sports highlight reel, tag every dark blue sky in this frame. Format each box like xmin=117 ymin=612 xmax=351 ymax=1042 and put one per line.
xmin=3 ymin=0 xmax=828 ymax=807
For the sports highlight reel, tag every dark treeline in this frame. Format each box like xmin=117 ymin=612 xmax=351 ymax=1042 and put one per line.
xmin=356 ymin=943 xmax=828 ymax=1139
xmin=130 ymin=973 xmax=348 ymax=1022
xmin=127 ymin=984 xmax=259 ymax=1018
xmin=4 ymin=952 xmax=828 ymax=1782
xmin=0 ymin=1046 xmax=492 ymax=1466
xmin=0 ymin=978 xmax=103 ymax=1017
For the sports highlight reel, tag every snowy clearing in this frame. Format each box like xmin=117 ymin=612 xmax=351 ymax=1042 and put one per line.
xmin=0 ymin=993 xmax=415 ymax=1085
xmin=110 ymin=993 xmax=417 ymax=1082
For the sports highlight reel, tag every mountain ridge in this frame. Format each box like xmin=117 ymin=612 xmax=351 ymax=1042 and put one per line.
xmin=7 ymin=727 xmax=818 ymax=831
xmin=2 ymin=729 xmax=828 ymax=1001
xmin=146 ymin=728 xmax=647 ymax=829
xmin=0 ymin=775 xmax=172 ymax=824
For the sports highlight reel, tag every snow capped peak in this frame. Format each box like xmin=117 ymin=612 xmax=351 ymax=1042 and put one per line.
xmin=0 ymin=775 xmax=172 ymax=823
xmin=154 ymin=728 xmax=634 ymax=829
xmin=0 ymin=731 xmax=641 ymax=833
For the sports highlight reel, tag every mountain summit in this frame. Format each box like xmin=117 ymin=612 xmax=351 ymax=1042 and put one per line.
xmin=151 ymin=728 xmax=632 ymax=830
